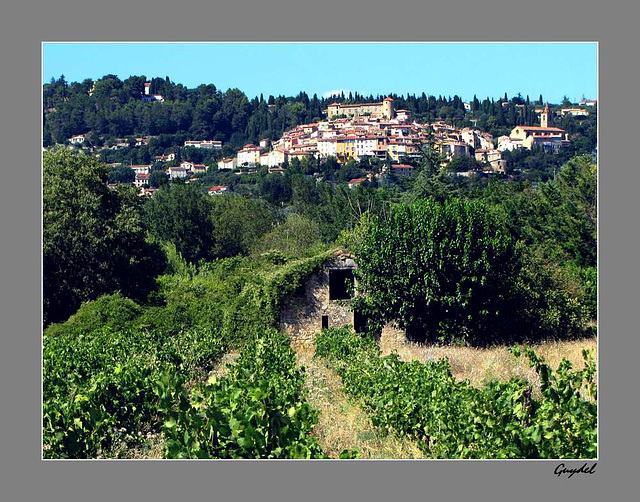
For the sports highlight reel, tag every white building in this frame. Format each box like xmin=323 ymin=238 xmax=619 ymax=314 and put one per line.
xmin=317 ymin=138 xmax=338 ymax=158
xmin=561 ymin=108 xmax=590 ymax=117
xmin=237 ymin=144 xmax=262 ymax=166
xmin=497 ymin=136 xmax=525 ymax=152
xmin=440 ymin=140 xmax=470 ymax=159
xmin=355 ymin=136 xmax=382 ymax=159
xmin=130 ymin=164 xmax=151 ymax=176
xmin=134 ymin=173 xmax=150 ymax=188
xmin=184 ymin=140 xmax=222 ymax=150
xmin=168 ymin=166 xmax=188 ymax=180
xmin=259 ymin=149 xmax=288 ymax=167
xmin=217 ymin=158 xmax=237 ymax=170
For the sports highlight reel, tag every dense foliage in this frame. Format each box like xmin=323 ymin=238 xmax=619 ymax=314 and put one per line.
xmin=43 ymin=149 xmax=166 ymax=325
xmin=482 ymin=156 xmax=597 ymax=269
xmin=43 ymin=294 xmax=227 ymax=458
xmin=43 ymin=252 xmax=333 ymax=458
xmin=156 ymin=330 xmax=323 ymax=458
xmin=143 ymin=183 xmax=217 ymax=263
xmin=480 ymin=156 xmax=597 ymax=325
xmin=353 ymin=197 xmax=590 ymax=344
xmin=316 ymin=328 xmax=597 ymax=458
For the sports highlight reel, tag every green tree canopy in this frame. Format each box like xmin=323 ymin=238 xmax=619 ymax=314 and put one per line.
xmin=209 ymin=195 xmax=281 ymax=258
xmin=354 ymin=198 xmax=525 ymax=344
xmin=144 ymin=183 xmax=216 ymax=264
xmin=148 ymin=170 xmax=168 ymax=188
xmin=108 ymin=163 xmax=135 ymax=183
xmin=253 ymin=213 xmax=323 ymax=258
xmin=44 ymin=149 xmax=165 ymax=325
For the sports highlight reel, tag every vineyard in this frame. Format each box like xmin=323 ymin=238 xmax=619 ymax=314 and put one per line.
xmin=315 ymin=328 xmax=597 ymax=459
xmin=43 ymin=253 xmax=331 ymax=458
xmin=43 ymin=251 xmax=597 ymax=459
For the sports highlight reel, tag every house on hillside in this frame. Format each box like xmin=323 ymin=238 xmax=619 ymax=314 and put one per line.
xmin=168 ymin=166 xmax=188 ymax=180
xmin=217 ymin=158 xmax=237 ymax=171
xmin=131 ymin=164 xmax=151 ymax=176
xmin=390 ymin=163 xmax=415 ymax=176
xmin=280 ymin=252 xmax=368 ymax=346
xmin=208 ymin=185 xmax=228 ymax=195
xmin=348 ymin=178 xmax=367 ymax=189
xmin=184 ymin=140 xmax=222 ymax=150
xmin=134 ymin=172 xmax=150 ymax=188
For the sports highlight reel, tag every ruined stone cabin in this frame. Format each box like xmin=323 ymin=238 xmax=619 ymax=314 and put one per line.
xmin=280 ymin=251 xmax=367 ymax=345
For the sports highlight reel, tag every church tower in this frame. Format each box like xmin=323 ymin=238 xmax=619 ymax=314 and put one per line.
xmin=540 ymin=102 xmax=553 ymax=128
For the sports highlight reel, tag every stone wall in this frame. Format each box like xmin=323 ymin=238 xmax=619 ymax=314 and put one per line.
xmin=280 ymin=254 xmax=356 ymax=348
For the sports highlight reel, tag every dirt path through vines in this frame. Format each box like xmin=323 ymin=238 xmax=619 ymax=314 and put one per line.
xmin=294 ymin=343 xmax=425 ymax=459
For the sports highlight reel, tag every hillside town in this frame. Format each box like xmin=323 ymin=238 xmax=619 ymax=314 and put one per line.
xmin=216 ymin=99 xmax=571 ymax=178
xmin=58 ymin=85 xmax=590 ymax=197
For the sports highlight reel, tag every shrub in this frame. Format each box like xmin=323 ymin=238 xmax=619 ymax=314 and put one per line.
xmin=354 ymin=198 xmax=524 ymax=345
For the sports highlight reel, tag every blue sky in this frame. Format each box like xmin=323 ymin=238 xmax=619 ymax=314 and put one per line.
xmin=43 ymin=42 xmax=597 ymax=103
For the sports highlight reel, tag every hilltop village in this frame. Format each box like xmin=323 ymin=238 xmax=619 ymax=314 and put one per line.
xmin=218 ymin=99 xmax=569 ymax=179
xmin=58 ymin=87 xmax=583 ymax=196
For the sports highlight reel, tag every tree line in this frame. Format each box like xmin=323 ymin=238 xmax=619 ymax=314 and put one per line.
xmin=43 ymin=74 xmax=597 ymax=153
xmin=45 ymin=144 xmax=596 ymax=345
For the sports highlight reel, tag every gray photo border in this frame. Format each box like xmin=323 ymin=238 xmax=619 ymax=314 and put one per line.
xmin=2 ymin=1 xmax=637 ymax=501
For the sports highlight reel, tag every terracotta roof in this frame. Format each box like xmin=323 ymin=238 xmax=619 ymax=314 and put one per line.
xmin=517 ymin=126 xmax=566 ymax=132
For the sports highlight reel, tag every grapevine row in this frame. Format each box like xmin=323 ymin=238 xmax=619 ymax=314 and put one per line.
xmin=315 ymin=327 xmax=597 ymax=458
xmin=155 ymin=329 xmax=324 ymax=458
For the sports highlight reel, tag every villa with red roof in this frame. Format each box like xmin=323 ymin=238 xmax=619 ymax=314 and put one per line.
xmin=208 ymin=185 xmax=228 ymax=195
xmin=348 ymin=178 xmax=367 ymax=189
xmin=237 ymin=143 xmax=263 ymax=166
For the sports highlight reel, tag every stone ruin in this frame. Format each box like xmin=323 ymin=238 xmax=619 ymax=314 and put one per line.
xmin=280 ymin=251 xmax=368 ymax=347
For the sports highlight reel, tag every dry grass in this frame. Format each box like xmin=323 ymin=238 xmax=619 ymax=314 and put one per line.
xmin=208 ymin=350 xmax=241 ymax=380
xmin=379 ymin=328 xmax=598 ymax=397
xmin=295 ymin=345 xmax=425 ymax=459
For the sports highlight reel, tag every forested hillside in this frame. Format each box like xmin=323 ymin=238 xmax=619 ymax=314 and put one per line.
xmin=43 ymin=74 xmax=597 ymax=157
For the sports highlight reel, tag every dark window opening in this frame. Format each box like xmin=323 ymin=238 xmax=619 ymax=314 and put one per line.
xmin=353 ymin=310 xmax=368 ymax=334
xmin=329 ymin=268 xmax=354 ymax=300
xmin=321 ymin=315 xmax=329 ymax=330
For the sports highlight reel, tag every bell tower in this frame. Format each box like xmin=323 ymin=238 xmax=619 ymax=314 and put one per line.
xmin=540 ymin=103 xmax=553 ymax=128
